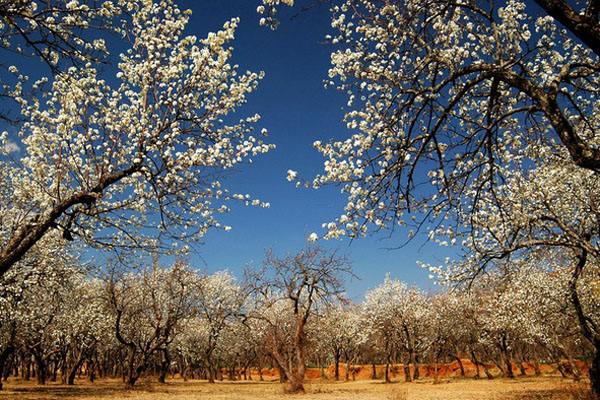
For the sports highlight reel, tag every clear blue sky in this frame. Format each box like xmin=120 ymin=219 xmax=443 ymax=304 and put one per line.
xmin=0 ymin=0 xmax=457 ymax=299
xmin=173 ymin=0 xmax=455 ymax=299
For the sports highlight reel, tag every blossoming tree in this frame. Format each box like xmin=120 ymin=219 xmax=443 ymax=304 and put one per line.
xmin=0 ymin=0 xmax=272 ymax=277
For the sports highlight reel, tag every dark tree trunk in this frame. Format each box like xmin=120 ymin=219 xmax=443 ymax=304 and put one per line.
xmin=590 ymin=343 xmax=600 ymax=397
xmin=519 ymin=362 xmax=527 ymax=376
xmin=533 ymin=360 xmax=541 ymax=376
xmin=67 ymin=357 xmax=86 ymax=385
xmin=278 ymin=364 xmax=286 ymax=383
xmin=33 ymin=354 xmax=47 ymax=385
xmin=557 ymin=362 xmax=568 ymax=378
xmin=345 ymin=358 xmax=350 ymax=381
xmin=207 ymin=365 xmax=216 ymax=383
xmin=470 ymin=351 xmax=481 ymax=379
xmin=158 ymin=349 xmax=170 ymax=384
xmin=284 ymin=373 xmax=304 ymax=394
xmin=334 ymin=350 xmax=340 ymax=381
xmin=454 ymin=355 xmax=465 ymax=377
xmin=0 ymin=346 xmax=14 ymax=391
xmin=504 ymin=357 xmax=515 ymax=379
xmin=384 ymin=358 xmax=391 ymax=383
xmin=413 ymin=354 xmax=420 ymax=380
xmin=371 ymin=362 xmax=377 ymax=380
xmin=403 ymin=353 xmax=411 ymax=382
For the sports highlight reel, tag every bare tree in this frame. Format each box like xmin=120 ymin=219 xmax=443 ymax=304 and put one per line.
xmin=104 ymin=261 xmax=196 ymax=386
xmin=247 ymin=246 xmax=354 ymax=393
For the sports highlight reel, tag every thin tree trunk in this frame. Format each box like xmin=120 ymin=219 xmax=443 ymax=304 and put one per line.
xmin=590 ymin=343 xmax=600 ymax=397
xmin=384 ymin=357 xmax=391 ymax=383
xmin=371 ymin=362 xmax=377 ymax=380
xmin=334 ymin=350 xmax=340 ymax=381
xmin=403 ymin=353 xmax=411 ymax=382
xmin=454 ymin=355 xmax=465 ymax=377
xmin=470 ymin=351 xmax=481 ymax=379
xmin=413 ymin=354 xmax=420 ymax=380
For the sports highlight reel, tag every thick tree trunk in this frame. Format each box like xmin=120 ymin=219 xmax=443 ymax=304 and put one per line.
xmin=127 ymin=363 xmax=145 ymax=387
xmin=0 ymin=346 xmax=14 ymax=391
xmin=284 ymin=374 xmax=305 ymax=394
xmin=208 ymin=365 xmax=216 ymax=383
xmin=33 ymin=354 xmax=47 ymax=385
xmin=67 ymin=357 xmax=85 ymax=385
xmin=499 ymin=336 xmax=515 ymax=379
xmin=158 ymin=349 xmax=170 ymax=384
xmin=276 ymin=363 xmax=286 ymax=383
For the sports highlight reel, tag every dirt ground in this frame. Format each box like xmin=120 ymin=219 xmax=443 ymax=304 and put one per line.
xmin=1 ymin=376 xmax=593 ymax=400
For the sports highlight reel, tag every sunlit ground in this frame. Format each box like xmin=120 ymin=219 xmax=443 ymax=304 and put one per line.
xmin=1 ymin=376 xmax=592 ymax=400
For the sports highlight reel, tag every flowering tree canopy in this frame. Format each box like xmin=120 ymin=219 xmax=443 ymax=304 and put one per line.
xmin=0 ymin=0 xmax=272 ymax=277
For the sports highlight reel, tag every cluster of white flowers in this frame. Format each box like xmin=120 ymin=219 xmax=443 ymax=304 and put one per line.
xmin=256 ymin=0 xmax=294 ymax=29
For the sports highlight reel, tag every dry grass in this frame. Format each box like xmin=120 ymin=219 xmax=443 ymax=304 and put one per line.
xmin=0 ymin=376 xmax=593 ymax=400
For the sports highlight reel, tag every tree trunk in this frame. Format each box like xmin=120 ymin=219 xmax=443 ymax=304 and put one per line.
xmin=284 ymin=374 xmax=305 ymax=394
xmin=158 ymin=349 xmax=170 ymax=384
xmin=569 ymin=249 xmax=599 ymax=394
xmin=67 ymin=357 xmax=86 ymax=385
xmin=533 ymin=360 xmax=541 ymax=376
xmin=0 ymin=345 xmax=15 ymax=391
xmin=345 ymin=358 xmax=350 ymax=381
xmin=519 ymin=362 xmax=527 ymax=376
xmin=470 ymin=351 xmax=481 ymax=379
xmin=33 ymin=354 xmax=47 ymax=385
xmin=504 ymin=357 xmax=514 ymax=379
xmin=208 ymin=365 xmax=216 ymax=383
xmin=384 ymin=358 xmax=391 ymax=383
xmin=403 ymin=353 xmax=411 ymax=382
xmin=413 ymin=354 xmax=420 ymax=380
xmin=454 ymin=355 xmax=465 ymax=377
xmin=88 ymin=360 xmax=96 ymax=383
xmin=278 ymin=364 xmax=286 ymax=383
xmin=557 ymin=362 xmax=568 ymax=378
xmin=499 ymin=334 xmax=515 ymax=379
xmin=590 ymin=343 xmax=600 ymax=398
xmin=371 ymin=363 xmax=377 ymax=380
xmin=334 ymin=350 xmax=340 ymax=381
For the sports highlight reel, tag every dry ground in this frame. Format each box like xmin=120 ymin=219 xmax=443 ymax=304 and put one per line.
xmin=0 ymin=377 xmax=594 ymax=400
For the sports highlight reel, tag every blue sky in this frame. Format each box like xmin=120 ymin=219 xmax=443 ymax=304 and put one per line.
xmin=174 ymin=0 xmax=455 ymax=299
xmin=0 ymin=0 xmax=458 ymax=300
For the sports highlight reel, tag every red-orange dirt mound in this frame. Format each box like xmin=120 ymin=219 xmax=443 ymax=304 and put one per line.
xmin=240 ymin=359 xmax=588 ymax=382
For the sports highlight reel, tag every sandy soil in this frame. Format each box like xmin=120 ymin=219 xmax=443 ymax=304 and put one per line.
xmin=1 ymin=376 xmax=592 ymax=400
